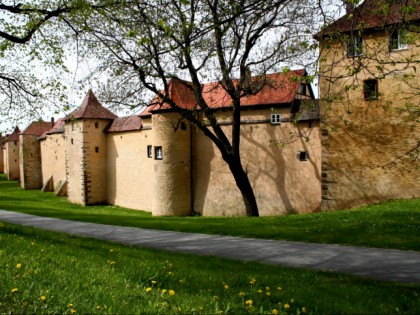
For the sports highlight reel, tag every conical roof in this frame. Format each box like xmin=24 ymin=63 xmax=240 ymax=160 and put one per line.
xmin=7 ymin=126 xmax=20 ymax=141
xmin=65 ymin=89 xmax=117 ymax=120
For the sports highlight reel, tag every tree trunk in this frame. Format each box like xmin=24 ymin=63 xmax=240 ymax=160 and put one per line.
xmin=226 ymin=156 xmax=259 ymax=217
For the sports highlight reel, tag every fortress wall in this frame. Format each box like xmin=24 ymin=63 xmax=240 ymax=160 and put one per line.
xmin=152 ymin=112 xmax=192 ymax=216
xmin=19 ymin=135 xmax=42 ymax=189
xmin=40 ymin=134 xmax=66 ymax=189
xmin=82 ymin=119 xmax=110 ymax=204
xmin=65 ymin=120 xmax=86 ymax=205
xmin=194 ymin=108 xmax=322 ymax=216
xmin=5 ymin=141 xmax=20 ymax=180
xmin=107 ymin=129 xmax=154 ymax=211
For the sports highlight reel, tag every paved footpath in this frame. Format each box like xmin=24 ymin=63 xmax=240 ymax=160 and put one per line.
xmin=1 ymin=209 xmax=420 ymax=284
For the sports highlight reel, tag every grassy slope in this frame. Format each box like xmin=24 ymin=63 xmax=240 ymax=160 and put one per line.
xmin=0 ymin=174 xmax=419 ymax=250
xmin=1 ymin=222 xmax=420 ymax=314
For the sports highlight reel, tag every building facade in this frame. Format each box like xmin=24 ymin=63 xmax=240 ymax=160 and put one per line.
xmin=316 ymin=0 xmax=420 ymax=210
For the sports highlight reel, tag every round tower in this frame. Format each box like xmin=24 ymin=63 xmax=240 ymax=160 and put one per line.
xmin=152 ymin=112 xmax=192 ymax=216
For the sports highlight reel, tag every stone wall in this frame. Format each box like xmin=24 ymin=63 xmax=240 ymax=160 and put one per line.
xmin=19 ymin=135 xmax=42 ymax=189
xmin=107 ymin=129 xmax=154 ymax=211
xmin=5 ymin=141 xmax=20 ymax=180
xmin=40 ymin=133 xmax=67 ymax=190
xmin=319 ymin=30 xmax=420 ymax=210
xmin=193 ymin=108 xmax=322 ymax=216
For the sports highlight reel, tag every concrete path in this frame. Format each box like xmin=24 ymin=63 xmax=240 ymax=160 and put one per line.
xmin=1 ymin=209 xmax=420 ymax=284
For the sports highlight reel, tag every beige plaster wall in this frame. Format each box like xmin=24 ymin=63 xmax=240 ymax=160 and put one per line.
xmin=319 ymin=30 xmax=420 ymax=210
xmin=107 ymin=129 xmax=154 ymax=211
xmin=152 ymin=112 xmax=192 ymax=216
xmin=19 ymin=135 xmax=42 ymax=189
xmin=5 ymin=141 xmax=20 ymax=180
xmin=194 ymin=108 xmax=322 ymax=216
xmin=65 ymin=120 xmax=86 ymax=204
xmin=40 ymin=133 xmax=66 ymax=189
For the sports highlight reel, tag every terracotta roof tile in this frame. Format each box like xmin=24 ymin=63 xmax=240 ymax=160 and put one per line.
xmin=105 ymin=116 xmax=143 ymax=133
xmin=150 ymin=69 xmax=305 ymax=111
xmin=21 ymin=121 xmax=52 ymax=136
xmin=316 ymin=0 xmax=420 ymax=38
xmin=47 ymin=118 xmax=65 ymax=134
xmin=65 ymin=89 xmax=118 ymax=120
xmin=7 ymin=126 xmax=20 ymax=142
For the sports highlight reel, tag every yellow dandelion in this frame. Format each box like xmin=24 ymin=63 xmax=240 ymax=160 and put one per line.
xmin=277 ymin=287 xmax=282 ymax=291
xmin=168 ymin=271 xmax=173 ymax=276
xmin=258 ymin=289 xmax=263 ymax=293
xmin=70 ymin=308 xmax=76 ymax=314
xmin=266 ymin=292 xmax=271 ymax=296
xmin=96 ymin=306 xmax=101 ymax=310
xmin=109 ymin=249 xmax=114 ymax=253
xmin=266 ymin=286 xmax=270 ymax=291
xmin=284 ymin=303 xmax=290 ymax=309
xmin=250 ymin=278 xmax=256 ymax=285
xmin=162 ymin=289 xmax=167 ymax=294
xmin=40 ymin=296 xmax=46 ymax=301
xmin=68 ymin=303 xmax=74 ymax=307
xmin=151 ymin=280 xmax=157 ymax=284
xmin=290 ymin=298 xmax=295 ymax=303
xmin=11 ymin=288 xmax=18 ymax=293
xmin=239 ymin=292 xmax=245 ymax=297
xmin=245 ymin=300 xmax=253 ymax=306
xmin=302 ymin=307 xmax=307 ymax=313
xmin=272 ymin=309 xmax=279 ymax=315
xmin=169 ymin=290 xmax=175 ymax=296
xmin=16 ymin=263 xmax=22 ymax=269
xmin=145 ymin=287 xmax=152 ymax=293
xmin=224 ymin=284 xmax=229 ymax=290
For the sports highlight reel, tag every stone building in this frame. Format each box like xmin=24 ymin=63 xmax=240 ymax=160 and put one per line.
xmin=316 ymin=0 xmax=420 ymax=210
xmin=19 ymin=121 xmax=52 ymax=189
xmin=33 ymin=69 xmax=322 ymax=216
xmin=4 ymin=127 xmax=21 ymax=180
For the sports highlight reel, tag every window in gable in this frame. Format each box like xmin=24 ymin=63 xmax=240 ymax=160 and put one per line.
xmin=347 ymin=34 xmax=363 ymax=57
xmin=147 ymin=145 xmax=152 ymax=158
xmin=390 ymin=29 xmax=408 ymax=51
xmin=270 ymin=113 xmax=281 ymax=125
xmin=363 ymin=79 xmax=378 ymax=101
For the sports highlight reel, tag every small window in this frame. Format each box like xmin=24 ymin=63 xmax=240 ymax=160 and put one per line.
xmin=71 ymin=138 xmax=74 ymax=145
xmin=147 ymin=145 xmax=152 ymax=158
xmin=348 ymin=34 xmax=363 ymax=57
xmin=181 ymin=122 xmax=187 ymax=130
xmin=363 ymin=79 xmax=378 ymax=101
xmin=390 ymin=29 xmax=408 ymax=51
xmin=299 ymin=151 xmax=309 ymax=161
xmin=95 ymin=146 xmax=99 ymax=153
xmin=155 ymin=146 xmax=163 ymax=160
xmin=270 ymin=113 xmax=281 ymax=125
xmin=95 ymin=122 xmax=99 ymax=128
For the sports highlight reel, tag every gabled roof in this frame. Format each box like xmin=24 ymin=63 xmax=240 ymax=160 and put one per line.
xmin=39 ymin=118 xmax=65 ymax=140
xmin=65 ymin=89 xmax=118 ymax=120
xmin=105 ymin=116 xmax=143 ymax=133
xmin=315 ymin=0 xmax=420 ymax=39
xmin=21 ymin=121 xmax=52 ymax=136
xmin=148 ymin=69 xmax=307 ymax=112
xmin=7 ymin=126 xmax=20 ymax=142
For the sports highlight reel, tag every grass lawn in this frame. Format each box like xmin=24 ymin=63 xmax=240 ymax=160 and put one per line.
xmin=1 ymin=222 xmax=420 ymax=314
xmin=0 ymin=174 xmax=419 ymax=251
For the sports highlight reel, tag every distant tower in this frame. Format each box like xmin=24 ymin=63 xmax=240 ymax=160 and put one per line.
xmin=19 ymin=121 xmax=52 ymax=189
xmin=4 ymin=127 xmax=20 ymax=180
xmin=64 ymin=90 xmax=117 ymax=205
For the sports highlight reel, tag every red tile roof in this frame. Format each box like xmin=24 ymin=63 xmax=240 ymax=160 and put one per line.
xmin=7 ymin=126 xmax=20 ymax=142
xmin=39 ymin=118 xmax=65 ymax=140
xmin=21 ymin=121 xmax=52 ymax=136
xmin=65 ymin=89 xmax=118 ymax=120
xmin=105 ymin=116 xmax=143 ymax=133
xmin=149 ymin=69 xmax=305 ymax=112
xmin=316 ymin=0 xmax=420 ymax=38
